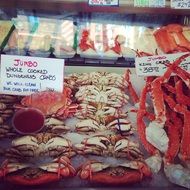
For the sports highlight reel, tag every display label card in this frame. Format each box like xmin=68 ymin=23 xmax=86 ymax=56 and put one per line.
xmin=88 ymin=0 xmax=119 ymax=6
xmin=134 ymin=0 xmax=165 ymax=7
xmin=171 ymin=0 xmax=190 ymax=9
xmin=135 ymin=52 xmax=190 ymax=76
xmin=0 ymin=55 xmax=64 ymax=95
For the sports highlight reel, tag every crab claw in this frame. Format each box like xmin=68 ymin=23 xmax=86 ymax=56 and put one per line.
xmin=106 ymin=118 xmax=133 ymax=134
xmin=45 ymin=117 xmax=65 ymax=126
xmin=78 ymin=161 xmax=110 ymax=180
xmin=75 ymin=135 xmax=110 ymax=156
xmin=84 ymin=136 xmax=110 ymax=150
xmin=0 ymin=160 xmax=29 ymax=178
xmin=40 ymin=156 xmax=76 ymax=178
xmin=114 ymin=138 xmax=143 ymax=159
xmin=75 ymin=119 xmax=103 ymax=133
xmin=45 ymin=112 xmax=71 ymax=133
xmin=120 ymin=161 xmax=152 ymax=178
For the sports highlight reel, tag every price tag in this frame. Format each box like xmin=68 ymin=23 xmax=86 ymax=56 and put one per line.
xmin=135 ymin=52 xmax=190 ymax=76
xmin=88 ymin=0 xmax=119 ymax=6
xmin=171 ymin=0 xmax=190 ymax=9
xmin=134 ymin=0 xmax=165 ymax=7
xmin=0 ymin=55 xmax=64 ymax=95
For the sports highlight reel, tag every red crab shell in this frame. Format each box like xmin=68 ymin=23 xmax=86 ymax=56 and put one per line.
xmin=0 ymin=157 xmax=76 ymax=186
xmin=19 ymin=87 xmax=77 ymax=118
xmin=5 ymin=172 xmax=61 ymax=186
xmin=78 ymin=161 xmax=152 ymax=185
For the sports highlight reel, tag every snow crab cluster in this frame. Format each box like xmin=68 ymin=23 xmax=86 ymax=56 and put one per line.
xmin=137 ymin=53 xmax=190 ymax=188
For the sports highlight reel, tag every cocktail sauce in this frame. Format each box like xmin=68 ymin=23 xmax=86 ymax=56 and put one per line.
xmin=12 ymin=108 xmax=45 ymax=134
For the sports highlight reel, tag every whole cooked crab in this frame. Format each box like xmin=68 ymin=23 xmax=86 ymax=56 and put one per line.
xmin=78 ymin=160 xmax=152 ymax=185
xmin=75 ymin=135 xmax=143 ymax=160
xmin=0 ymin=156 xmax=76 ymax=185
xmin=75 ymin=85 xmax=129 ymax=108
xmin=6 ymin=132 xmax=75 ymax=161
xmin=75 ymin=118 xmax=133 ymax=135
xmin=75 ymin=103 xmax=127 ymax=123
xmin=15 ymin=87 xmax=78 ymax=119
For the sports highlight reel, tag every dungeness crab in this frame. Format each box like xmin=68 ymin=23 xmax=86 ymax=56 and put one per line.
xmin=78 ymin=160 xmax=152 ymax=185
xmin=75 ymin=85 xmax=129 ymax=108
xmin=6 ymin=132 xmax=75 ymax=161
xmin=15 ymin=87 xmax=78 ymax=119
xmin=75 ymin=118 xmax=133 ymax=135
xmin=75 ymin=135 xmax=143 ymax=160
xmin=0 ymin=156 xmax=76 ymax=185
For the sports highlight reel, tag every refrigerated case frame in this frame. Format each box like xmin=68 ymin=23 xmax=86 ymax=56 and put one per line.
xmin=0 ymin=1 xmax=189 ymax=190
xmin=0 ymin=0 xmax=190 ymax=15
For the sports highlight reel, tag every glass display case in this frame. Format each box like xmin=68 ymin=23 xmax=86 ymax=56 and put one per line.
xmin=0 ymin=0 xmax=189 ymax=189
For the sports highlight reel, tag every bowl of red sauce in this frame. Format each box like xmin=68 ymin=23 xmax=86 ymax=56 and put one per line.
xmin=12 ymin=108 xmax=45 ymax=134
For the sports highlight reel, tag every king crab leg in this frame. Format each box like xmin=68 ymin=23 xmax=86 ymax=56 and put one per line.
xmin=175 ymin=79 xmax=190 ymax=106
xmin=137 ymin=82 xmax=162 ymax=173
xmin=124 ymin=69 xmax=139 ymax=106
xmin=166 ymin=24 xmax=190 ymax=51
xmin=162 ymin=93 xmax=190 ymax=188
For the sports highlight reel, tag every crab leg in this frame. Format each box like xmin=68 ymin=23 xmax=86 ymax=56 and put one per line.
xmin=39 ymin=156 xmax=76 ymax=178
xmin=0 ymin=160 xmax=29 ymax=177
xmin=124 ymin=69 xmax=139 ymax=105
xmin=151 ymin=53 xmax=190 ymax=124
xmin=166 ymin=24 xmax=190 ymax=51
xmin=175 ymin=106 xmax=190 ymax=165
xmin=164 ymin=106 xmax=182 ymax=164
xmin=137 ymin=85 xmax=158 ymax=155
xmin=164 ymin=92 xmax=190 ymax=162
xmin=153 ymin=27 xmax=179 ymax=53
xmin=175 ymin=80 xmax=190 ymax=105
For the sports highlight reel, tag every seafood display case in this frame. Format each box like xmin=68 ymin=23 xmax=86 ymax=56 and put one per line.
xmin=0 ymin=0 xmax=190 ymax=189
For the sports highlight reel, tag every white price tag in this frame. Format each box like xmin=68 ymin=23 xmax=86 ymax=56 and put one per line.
xmin=0 ymin=55 xmax=64 ymax=95
xmin=171 ymin=0 xmax=190 ymax=9
xmin=134 ymin=0 xmax=165 ymax=7
xmin=135 ymin=52 xmax=190 ymax=76
xmin=149 ymin=0 xmax=165 ymax=7
xmin=88 ymin=0 xmax=119 ymax=6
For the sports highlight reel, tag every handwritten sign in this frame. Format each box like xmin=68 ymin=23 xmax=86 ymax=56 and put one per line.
xmin=135 ymin=52 xmax=190 ymax=76
xmin=134 ymin=0 xmax=165 ymax=7
xmin=0 ymin=55 xmax=64 ymax=95
xmin=88 ymin=0 xmax=119 ymax=6
xmin=171 ymin=0 xmax=190 ymax=9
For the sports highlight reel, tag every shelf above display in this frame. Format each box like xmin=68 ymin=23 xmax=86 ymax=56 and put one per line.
xmin=64 ymin=55 xmax=135 ymax=67
xmin=0 ymin=0 xmax=190 ymax=15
